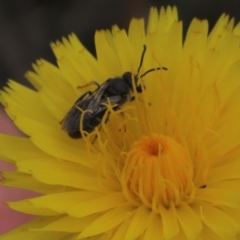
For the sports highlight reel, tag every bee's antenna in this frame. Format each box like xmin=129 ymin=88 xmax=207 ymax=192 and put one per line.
xmin=139 ymin=67 xmax=167 ymax=79
xmin=136 ymin=45 xmax=167 ymax=79
xmin=136 ymin=45 xmax=147 ymax=77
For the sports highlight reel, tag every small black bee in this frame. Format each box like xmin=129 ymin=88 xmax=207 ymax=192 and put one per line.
xmin=60 ymin=84 xmax=123 ymax=138
xmin=61 ymin=45 xmax=167 ymax=139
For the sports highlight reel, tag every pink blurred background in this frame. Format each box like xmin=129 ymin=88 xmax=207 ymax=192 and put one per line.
xmin=0 ymin=106 xmax=37 ymax=235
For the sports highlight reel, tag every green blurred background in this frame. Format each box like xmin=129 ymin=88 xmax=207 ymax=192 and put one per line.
xmin=0 ymin=0 xmax=239 ymax=88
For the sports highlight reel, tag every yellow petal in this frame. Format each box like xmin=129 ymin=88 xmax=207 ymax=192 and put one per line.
xmin=8 ymin=200 xmax=59 ymax=216
xmin=176 ymin=202 xmax=202 ymax=239
xmin=2 ymin=171 xmax=68 ymax=194
xmin=67 ymin=192 xmax=126 ymax=217
xmin=78 ymin=204 xmax=134 ymax=238
xmin=196 ymin=188 xmax=240 ymax=208
xmin=125 ymin=206 xmax=152 ymax=239
xmin=193 ymin=201 xmax=239 ymax=239
xmin=0 ymin=217 xmax=72 ymax=240
xmin=159 ymin=202 xmax=179 ymax=239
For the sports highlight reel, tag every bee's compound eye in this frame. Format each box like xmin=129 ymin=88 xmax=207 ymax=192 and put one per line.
xmin=68 ymin=131 xmax=82 ymax=139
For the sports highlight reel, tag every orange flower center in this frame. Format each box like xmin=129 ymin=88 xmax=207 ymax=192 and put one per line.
xmin=121 ymin=134 xmax=195 ymax=209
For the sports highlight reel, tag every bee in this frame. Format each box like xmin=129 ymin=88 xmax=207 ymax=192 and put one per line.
xmin=61 ymin=45 xmax=167 ymax=139
xmin=60 ymin=84 xmax=123 ymax=139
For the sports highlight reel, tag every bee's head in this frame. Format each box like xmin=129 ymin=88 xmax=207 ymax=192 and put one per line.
xmin=123 ymin=71 xmax=143 ymax=93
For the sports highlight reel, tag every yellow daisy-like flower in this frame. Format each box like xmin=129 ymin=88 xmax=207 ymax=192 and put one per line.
xmin=1 ymin=6 xmax=240 ymax=239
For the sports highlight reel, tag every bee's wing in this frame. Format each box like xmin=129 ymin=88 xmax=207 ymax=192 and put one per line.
xmin=86 ymin=82 xmax=108 ymax=110
xmin=60 ymin=98 xmax=92 ymax=131
xmin=99 ymin=95 xmax=124 ymax=106
xmin=85 ymin=95 xmax=124 ymax=127
xmin=96 ymin=95 xmax=124 ymax=116
xmin=61 ymin=82 xmax=109 ymax=132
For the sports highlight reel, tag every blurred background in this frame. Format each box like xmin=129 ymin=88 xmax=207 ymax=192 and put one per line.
xmin=0 ymin=0 xmax=239 ymax=89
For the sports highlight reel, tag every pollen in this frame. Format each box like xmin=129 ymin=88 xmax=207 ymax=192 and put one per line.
xmin=121 ymin=134 xmax=194 ymax=210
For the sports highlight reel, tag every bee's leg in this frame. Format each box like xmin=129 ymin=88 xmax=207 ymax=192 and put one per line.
xmin=91 ymin=125 xmax=102 ymax=144
xmin=77 ymin=81 xmax=100 ymax=90
xmin=117 ymin=111 xmax=127 ymax=133
xmin=130 ymin=96 xmax=135 ymax=101
xmin=104 ymin=112 xmax=110 ymax=123
xmin=111 ymin=106 xmax=127 ymax=133
xmin=77 ymin=91 xmax=92 ymax=101
xmin=60 ymin=91 xmax=93 ymax=125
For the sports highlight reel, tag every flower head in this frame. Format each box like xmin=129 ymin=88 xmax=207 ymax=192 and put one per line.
xmin=1 ymin=6 xmax=240 ymax=240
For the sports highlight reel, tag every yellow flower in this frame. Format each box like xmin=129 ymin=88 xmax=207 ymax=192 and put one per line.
xmin=1 ymin=6 xmax=240 ymax=240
